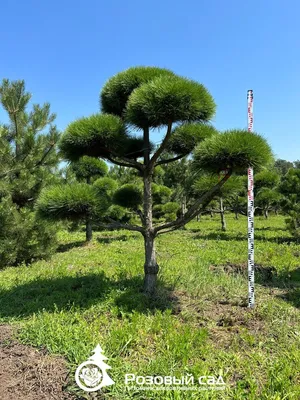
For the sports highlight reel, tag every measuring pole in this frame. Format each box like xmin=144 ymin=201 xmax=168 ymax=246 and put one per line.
xmin=247 ymin=90 xmax=254 ymax=308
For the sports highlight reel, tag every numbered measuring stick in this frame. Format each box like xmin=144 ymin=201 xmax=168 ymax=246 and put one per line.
xmin=247 ymin=90 xmax=254 ymax=308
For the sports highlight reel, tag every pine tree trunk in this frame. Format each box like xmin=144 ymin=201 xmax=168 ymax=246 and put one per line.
xmin=86 ymin=218 xmax=92 ymax=242
xmin=143 ymin=232 xmax=158 ymax=295
xmin=142 ymin=128 xmax=158 ymax=295
xmin=85 ymin=176 xmax=92 ymax=242
xmin=210 ymin=211 xmax=213 ymax=218
xmin=220 ymin=197 xmax=226 ymax=231
xmin=181 ymin=196 xmax=187 ymax=216
xmin=235 ymin=211 xmax=239 ymax=220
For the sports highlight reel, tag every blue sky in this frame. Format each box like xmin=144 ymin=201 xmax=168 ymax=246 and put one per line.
xmin=1 ymin=0 xmax=299 ymax=161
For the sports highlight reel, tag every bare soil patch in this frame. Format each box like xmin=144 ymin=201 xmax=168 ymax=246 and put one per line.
xmin=0 ymin=324 xmax=76 ymax=400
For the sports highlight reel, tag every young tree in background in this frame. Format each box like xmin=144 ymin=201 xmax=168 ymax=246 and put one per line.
xmin=194 ymin=175 xmax=245 ymax=231
xmin=0 ymin=79 xmax=60 ymax=267
xmin=37 ymin=67 xmax=273 ymax=294
xmin=254 ymin=170 xmax=281 ymax=219
xmin=71 ymin=156 xmax=108 ymax=241
xmin=279 ymin=169 xmax=300 ymax=238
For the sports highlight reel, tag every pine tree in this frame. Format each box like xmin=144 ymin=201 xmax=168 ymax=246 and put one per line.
xmin=70 ymin=156 xmax=108 ymax=241
xmin=0 ymin=79 xmax=60 ymax=267
xmin=37 ymin=67 xmax=273 ymax=294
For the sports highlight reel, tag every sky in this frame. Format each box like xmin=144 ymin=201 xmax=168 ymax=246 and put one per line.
xmin=0 ymin=0 xmax=299 ymax=161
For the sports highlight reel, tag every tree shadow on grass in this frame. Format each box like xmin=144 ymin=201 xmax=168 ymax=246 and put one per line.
xmin=96 ymin=234 xmax=137 ymax=244
xmin=192 ymin=231 xmax=295 ymax=244
xmin=0 ymin=272 xmax=177 ymax=319
xmin=261 ymin=267 xmax=300 ymax=308
xmin=56 ymin=240 xmax=87 ymax=253
xmin=209 ymin=262 xmax=300 ymax=309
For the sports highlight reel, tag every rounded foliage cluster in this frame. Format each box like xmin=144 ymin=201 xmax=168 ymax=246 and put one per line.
xmin=101 ymin=66 xmax=175 ymax=116
xmin=60 ymin=114 xmax=127 ymax=161
xmin=255 ymin=170 xmax=279 ymax=189
xmin=37 ymin=183 xmax=102 ymax=220
xmin=152 ymin=183 xmax=172 ymax=204
xmin=93 ymin=177 xmax=118 ymax=198
xmin=113 ymin=184 xmax=143 ymax=209
xmin=125 ymin=75 xmax=216 ymax=128
xmin=193 ymin=175 xmax=245 ymax=197
xmin=167 ymin=123 xmax=217 ymax=155
xmin=71 ymin=156 xmax=108 ymax=180
xmin=193 ymin=130 xmax=273 ymax=174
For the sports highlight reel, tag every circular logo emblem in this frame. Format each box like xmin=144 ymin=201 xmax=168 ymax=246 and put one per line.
xmin=75 ymin=361 xmax=104 ymax=392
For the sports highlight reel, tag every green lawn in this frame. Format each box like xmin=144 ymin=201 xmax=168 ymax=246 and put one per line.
xmin=0 ymin=214 xmax=300 ymax=399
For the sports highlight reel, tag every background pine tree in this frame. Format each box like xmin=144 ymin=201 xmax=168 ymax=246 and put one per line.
xmin=0 ymin=79 xmax=60 ymax=267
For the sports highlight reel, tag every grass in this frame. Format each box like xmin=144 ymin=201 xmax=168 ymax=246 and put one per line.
xmin=0 ymin=214 xmax=300 ymax=399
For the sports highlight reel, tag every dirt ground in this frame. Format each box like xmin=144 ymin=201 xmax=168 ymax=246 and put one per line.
xmin=0 ymin=324 xmax=77 ymax=400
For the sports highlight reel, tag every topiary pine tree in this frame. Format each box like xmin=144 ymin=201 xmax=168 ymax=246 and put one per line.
xmin=254 ymin=170 xmax=281 ymax=218
xmin=37 ymin=67 xmax=273 ymax=294
xmin=193 ymin=175 xmax=245 ymax=231
xmin=0 ymin=79 xmax=60 ymax=267
xmin=71 ymin=156 xmax=108 ymax=241
xmin=279 ymin=168 xmax=300 ymax=238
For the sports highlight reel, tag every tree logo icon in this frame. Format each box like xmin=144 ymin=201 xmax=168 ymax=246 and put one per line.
xmin=75 ymin=344 xmax=115 ymax=392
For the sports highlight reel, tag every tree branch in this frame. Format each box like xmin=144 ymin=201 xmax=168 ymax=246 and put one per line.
xmin=154 ymin=170 xmax=232 ymax=235
xmin=35 ymin=142 xmax=56 ymax=167
xmin=135 ymin=209 xmax=145 ymax=225
xmin=149 ymin=121 xmax=172 ymax=170
xmin=107 ymin=155 xmax=143 ymax=171
xmin=156 ymin=153 xmax=187 ymax=166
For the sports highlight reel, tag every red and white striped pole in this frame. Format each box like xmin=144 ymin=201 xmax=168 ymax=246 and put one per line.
xmin=247 ymin=90 xmax=254 ymax=308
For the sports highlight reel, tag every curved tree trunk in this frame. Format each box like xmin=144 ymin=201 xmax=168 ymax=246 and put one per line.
xmin=264 ymin=209 xmax=269 ymax=219
xmin=220 ymin=197 xmax=226 ymax=231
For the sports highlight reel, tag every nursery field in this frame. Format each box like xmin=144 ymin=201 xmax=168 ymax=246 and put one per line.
xmin=0 ymin=214 xmax=300 ymax=399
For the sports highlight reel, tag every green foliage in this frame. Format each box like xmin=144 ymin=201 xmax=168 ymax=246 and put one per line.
xmin=256 ymin=188 xmax=282 ymax=206
xmin=122 ymin=136 xmax=154 ymax=160
xmin=113 ymin=184 xmax=143 ymax=209
xmin=37 ymin=183 xmax=102 ymax=220
xmin=255 ymin=170 xmax=279 ymax=191
xmin=162 ymin=201 xmax=180 ymax=214
xmin=193 ymin=174 xmax=245 ymax=197
xmin=71 ymin=156 xmax=108 ymax=181
xmin=0 ymin=199 xmax=57 ymax=268
xmin=1 ymin=216 xmax=300 ymax=399
xmin=152 ymin=165 xmax=165 ymax=184
xmin=60 ymin=114 xmax=127 ymax=161
xmin=0 ymin=79 xmax=60 ymax=267
xmin=101 ymin=66 xmax=175 ymax=116
xmin=193 ymin=130 xmax=273 ymax=173
xmin=279 ymin=169 xmax=300 ymax=237
xmin=152 ymin=183 xmax=172 ymax=204
xmin=93 ymin=177 xmax=118 ymax=198
xmin=105 ymin=205 xmax=130 ymax=223
xmin=167 ymin=123 xmax=217 ymax=155
xmin=274 ymin=159 xmax=294 ymax=175
xmin=125 ymin=75 xmax=216 ymax=128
